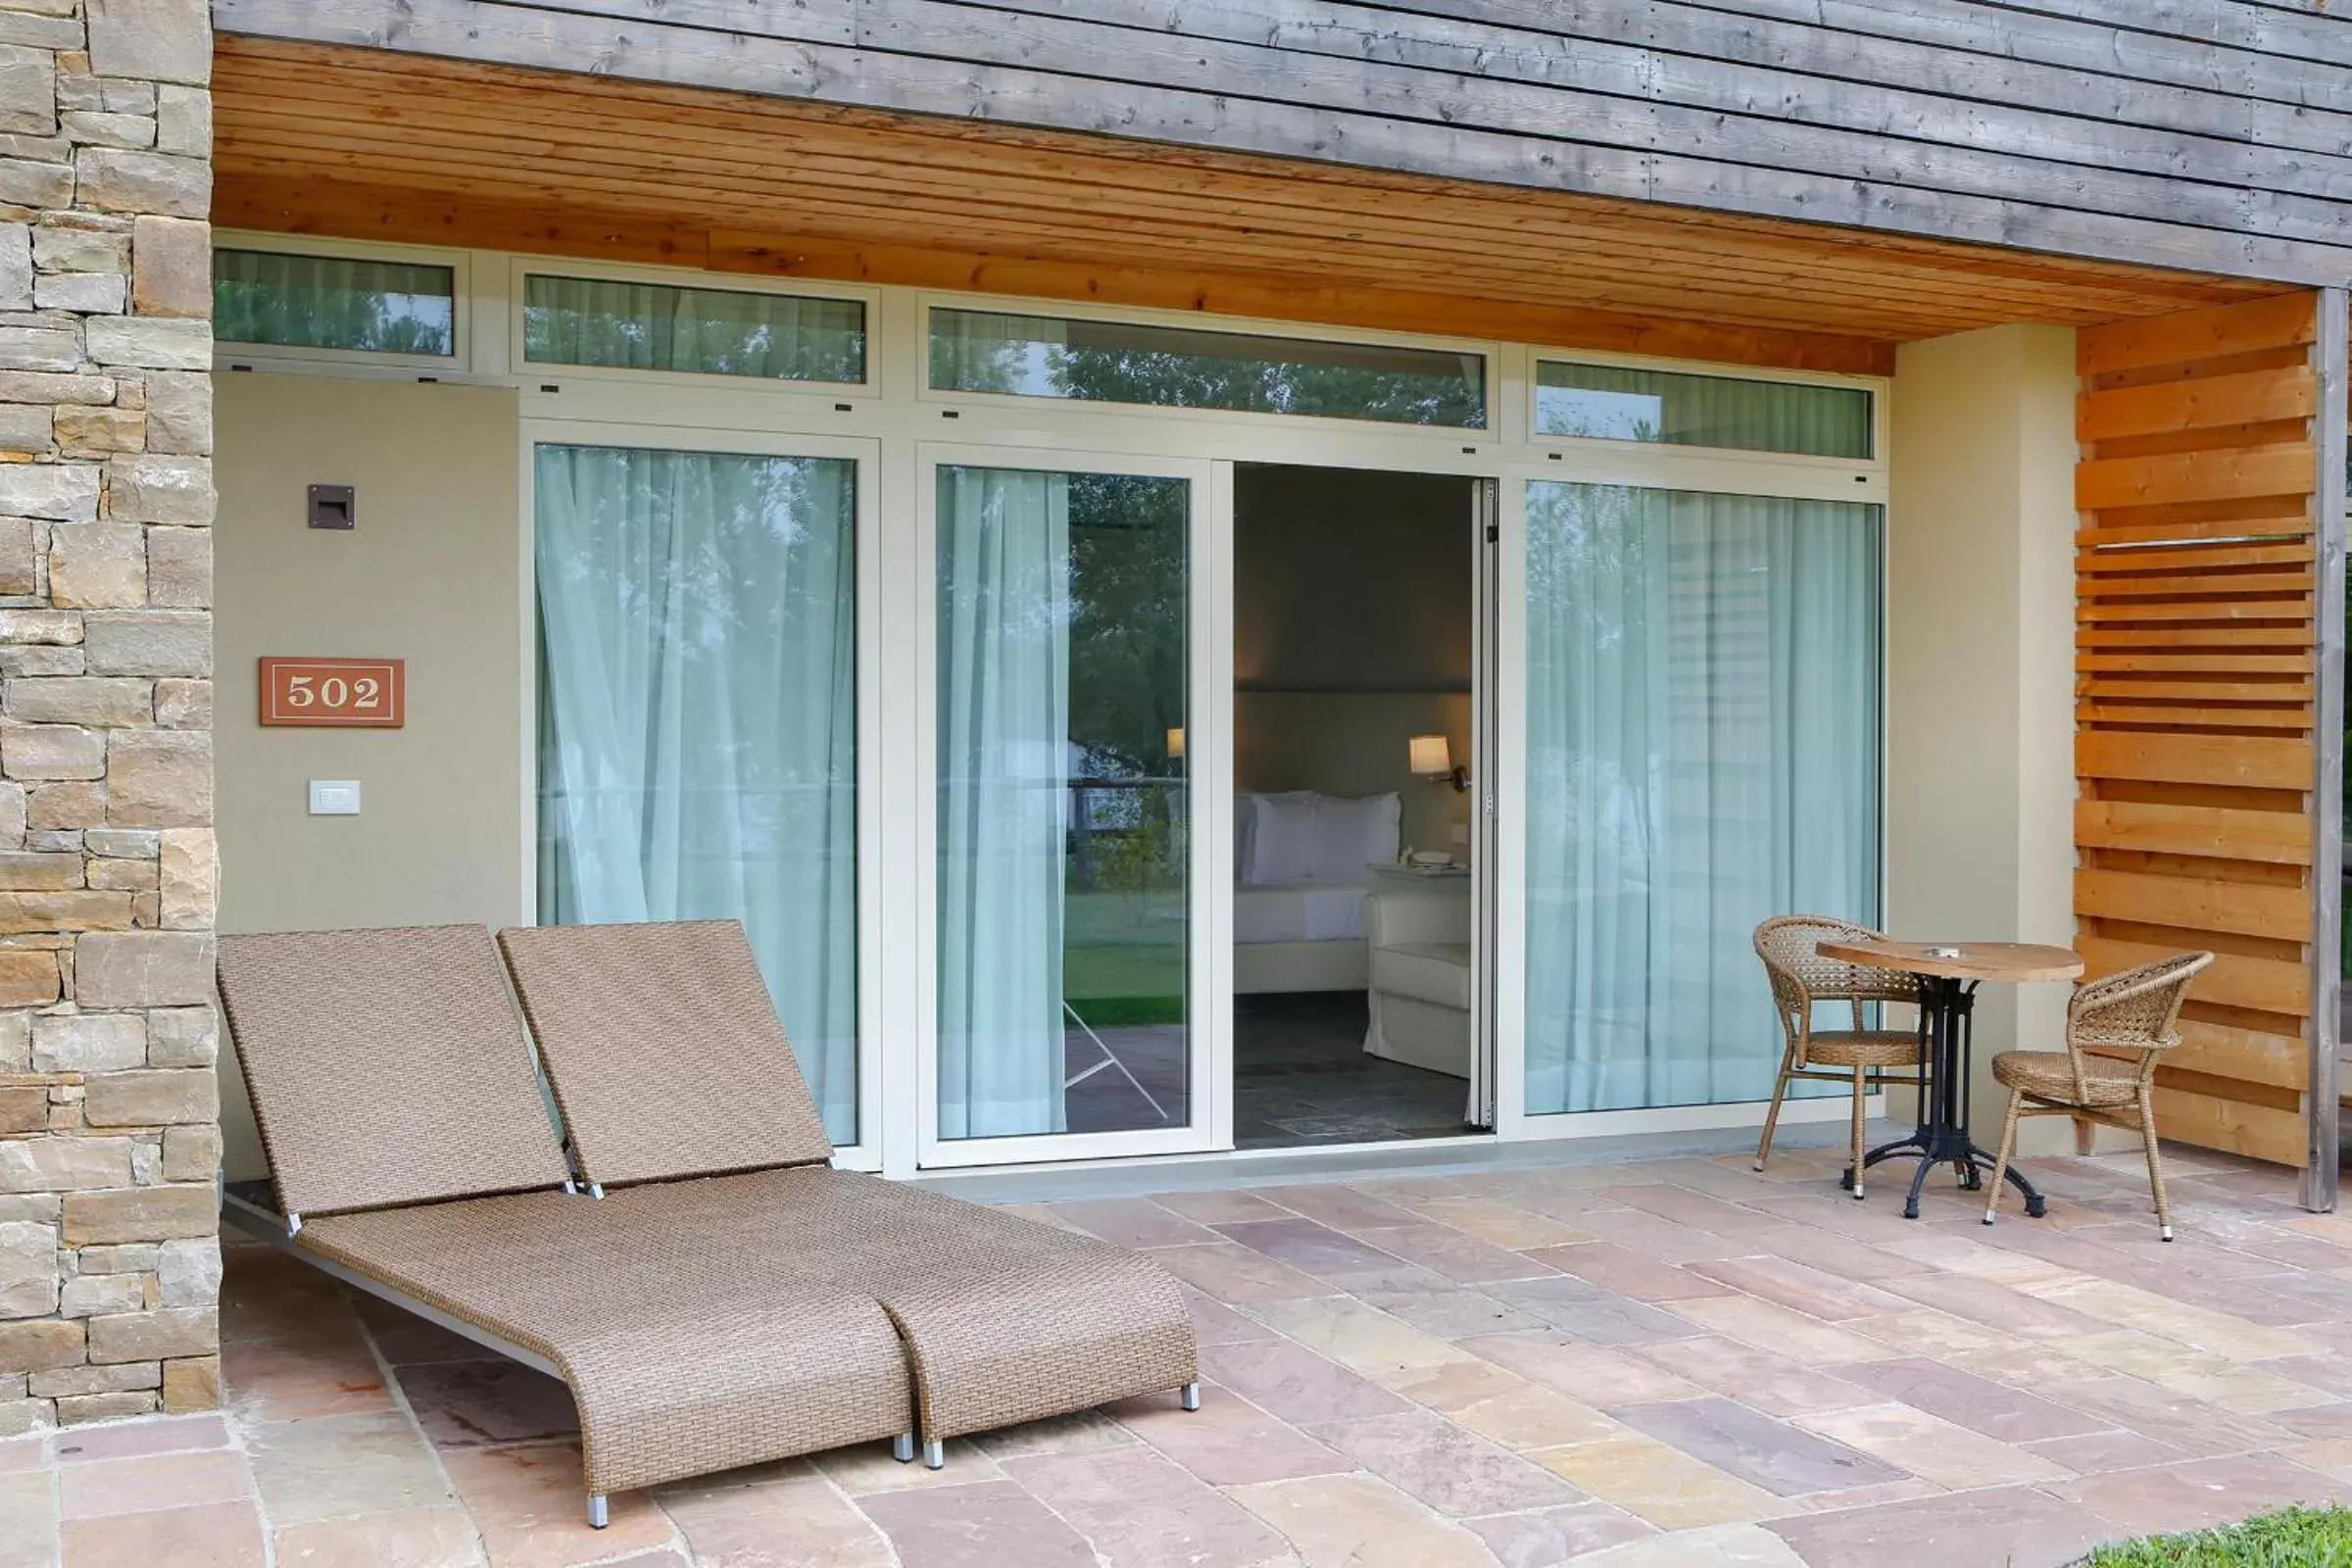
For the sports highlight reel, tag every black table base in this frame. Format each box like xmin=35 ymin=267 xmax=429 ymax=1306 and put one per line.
xmin=1838 ymin=973 xmax=2045 ymax=1221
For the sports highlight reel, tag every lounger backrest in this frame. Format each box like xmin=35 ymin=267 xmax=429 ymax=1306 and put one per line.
xmin=496 ymin=920 xmax=835 ymax=1185
xmin=217 ymin=925 xmax=574 ymax=1216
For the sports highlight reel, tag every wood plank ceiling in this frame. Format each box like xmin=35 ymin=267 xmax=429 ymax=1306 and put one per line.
xmin=211 ymin=37 xmax=2286 ymax=376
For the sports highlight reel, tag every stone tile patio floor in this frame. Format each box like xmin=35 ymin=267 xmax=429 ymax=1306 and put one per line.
xmin=11 ymin=1144 xmax=2352 ymax=1567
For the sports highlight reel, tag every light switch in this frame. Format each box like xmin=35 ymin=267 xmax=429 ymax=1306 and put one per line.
xmin=308 ymin=780 xmax=362 ymax=816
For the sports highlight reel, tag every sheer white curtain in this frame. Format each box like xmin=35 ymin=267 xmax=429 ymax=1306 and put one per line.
xmin=936 ymin=466 xmax=1072 ymax=1139
xmin=524 ymin=275 xmax=864 ymax=382
xmin=535 ymin=443 xmax=859 ymax=1139
xmin=213 ymin=249 xmax=455 ymax=355
xmin=1524 ymin=481 xmax=1882 ymax=1113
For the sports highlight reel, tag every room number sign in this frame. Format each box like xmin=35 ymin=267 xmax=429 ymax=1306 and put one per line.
xmin=259 ymin=657 xmax=406 ymax=728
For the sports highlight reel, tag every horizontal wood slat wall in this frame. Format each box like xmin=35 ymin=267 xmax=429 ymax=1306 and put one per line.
xmin=2075 ymin=291 xmax=2328 ymax=1170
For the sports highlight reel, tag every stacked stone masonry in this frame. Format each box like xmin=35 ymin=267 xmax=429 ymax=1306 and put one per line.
xmin=0 ymin=0 xmax=219 ymax=1436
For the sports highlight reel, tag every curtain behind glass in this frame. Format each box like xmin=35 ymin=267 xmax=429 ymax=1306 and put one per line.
xmin=937 ymin=466 xmax=1072 ymax=1139
xmin=1523 ymin=481 xmax=1882 ymax=1113
xmin=1536 ymin=362 xmax=1872 ymax=459
xmin=213 ymin=249 xmax=456 ymax=355
xmin=524 ymin=275 xmax=865 ymax=382
xmin=535 ymin=443 xmax=858 ymax=1140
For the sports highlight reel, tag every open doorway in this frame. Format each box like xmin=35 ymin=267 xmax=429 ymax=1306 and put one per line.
xmin=1232 ymin=463 xmax=1489 ymax=1149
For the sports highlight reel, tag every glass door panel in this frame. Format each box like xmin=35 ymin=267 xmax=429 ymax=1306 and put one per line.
xmin=933 ymin=461 xmax=1197 ymax=1148
xmin=533 ymin=439 xmax=862 ymax=1143
xmin=1521 ymin=479 xmax=1883 ymax=1114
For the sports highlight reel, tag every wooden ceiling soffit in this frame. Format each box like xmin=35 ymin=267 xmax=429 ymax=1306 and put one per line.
xmin=214 ymin=172 xmax=1899 ymax=376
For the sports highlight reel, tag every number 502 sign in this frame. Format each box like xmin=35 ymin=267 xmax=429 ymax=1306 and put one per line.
xmin=259 ymin=658 xmax=406 ymax=728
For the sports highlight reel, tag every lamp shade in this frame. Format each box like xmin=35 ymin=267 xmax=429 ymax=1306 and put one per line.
xmin=1408 ymin=734 xmax=1452 ymax=775
xmin=1166 ymin=726 xmax=1186 ymax=760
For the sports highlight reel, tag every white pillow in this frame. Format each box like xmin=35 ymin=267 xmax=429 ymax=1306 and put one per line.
xmin=1309 ymin=792 xmax=1400 ymax=880
xmin=1234 ymin=793 xmax=1260 ymax=883
xmin=1246 ymin=793 xmax=1322 ymax=885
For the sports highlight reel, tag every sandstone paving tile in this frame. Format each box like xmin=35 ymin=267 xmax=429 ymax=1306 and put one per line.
xmin=1304 ymin=1406 xmax=1586 ymax=1517
xmin=2265 ymin=1400 xmax=2352 ymax=1441
xmin=1186 ymin=1289 xmax=1281 ymax=1346
xmin=1152 ymin=1242 xmax=1334 ymax=1305
xmin=0 ymin=1471 xmax=55 ymax=1568
xmin=223 ymin=1329 xmax=394 ymax=1424
xmin=0 ymin=1439 xmax=38 ymax=1475
xmin=1105 ymin=1383 xmax=1350 ymax=1486
xmin=1563 ymin=1207 xmax=1755 ymax=1265
xmin=2281 ymin=1437 xmax=2352 ymax=1485
xmin=2054 ymin=1451 xmax=2352 ymax=1539
xmin=1481 ymin=1278 xmax=1700 ymax=1347
xmin=247 ymin=1411 xmax=455 ymax=1526
xmin=1463 ymin=1499 xmax=1656 ymax=1565
xmin=1381 ymin=1354 xmax=1537 ymax=1413
xmin=1391 ymin=1194 xmax=1592 ymax=1251
xmin=1441 ymin=1380 xmax=1623 ymax=1451
xmin=857 ymin=1477 xmax=1096 ymax=1568
xmin=1792 ymin=1400 xmax=2069 ymax=1489
xmin=2011 ymin=1275 xmax=2318 ymax=1359
xmin=354 ymin=1299 xmax=488 ymax=1368
xmin=592 ymin=1553 xmax=688 ymax=1568
xmin=1247 ymin=1296 xmax=1493 ymax=1385
xmin=1687 ymin=1256 xmax=1911 ymax=1321
xmin=812 ymin=1438 xmax=1002 ymax=1495
xmin=1877 ymin=1272 xmax=2117 ymax=1340
xmin=2017 ymin=1428 xmax=2183 ymax=1475
xmin=1521 ymin=1243 xmax=1735 ymax=1303
xmin=1250 ymin=1184 xmax=1424 ymax=1232
xmin=1624 ymin=1336 xmax=1873 ymax=1417
xmin=1349 ymin=1283 xmax=1551 ymax=1340
xmin=1001 ymin=1443 xmax=1296 ymax=1568
xmin=1571 ymin=1521 xmax=1808 ymax=1567
xmin=1872 ymin=1230 xmax=2077 ymax=1286
xmin=1832 ymin=1356 xmax=2109 ymax=1443
xmin=1531 ymin=1436 xmax=1783 ymax=1531
xmin=1195 ymin=1338 xmax=1410 ymax=1425
xmin=1356 ymin=1222 xmax=1558 ymax=1284
xmin=1215 ymin=1217 xmax=1422 ymax=1281
xmin=1606 ymin=1396 xmax=1903 ymax=1498
xmin=48 ymin=1411 xmax=227 ymax=1462
xmin=57 ymin=1447 xmax=252 ymax=1519
xmin=967 ymin=1408 xmax=1135 ymax=1458
xmin=1846 ymin=1307 xmax=2020 ymax=1361
xmin=1046 ymin=1197 xmax=1221 ymax=1249
xmin=991 ymin=1201 xmax=1092 ymax=1235
xmin=1460 ymin=1333 xmax=1702 ymax=1407
xmin=60 ymin=1497 xmax=267 ymax=1568
xmin=1660 ymin=1293 xmax=1886 ymax=1366
xmin=218 ymin=1250 xmax=360 ymax=1347
xmin=1226 ymin=1472 xmax=1496 ymax=1568
xmin=2020 ymin=1373 xmax=2296 ymax=1458
xmin=397 ymin=1360 xmax=579 ymax=1449
xmin=270 ymin=1505 xmax=484 ymax=1568
xmin=1763 ymin=1483 xmax=2108 ymax=1568
xmin=1782 ymin=1477 xmax=1947 ymax=1514
xmin=1150 ymin=1189 xmax=1293 ymax=1224
xmin=434 ymin=1443 xmax=671 ymax=1568
xmin=2051 ymin=1329 xmax=2336 ymax=1414
xmin=657 ymin=1472 xmax=892 ymax=1568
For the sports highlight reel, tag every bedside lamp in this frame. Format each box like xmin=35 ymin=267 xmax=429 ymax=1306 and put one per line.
xmin=1409 ymin=734 xmax=1468 ymax=792
xmin=1166 ymin=726 xmax=1186 ymax=762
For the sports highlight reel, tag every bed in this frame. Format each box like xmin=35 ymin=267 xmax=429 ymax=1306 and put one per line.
xmin=1232 ymin=791 xmax=1396 ymax=995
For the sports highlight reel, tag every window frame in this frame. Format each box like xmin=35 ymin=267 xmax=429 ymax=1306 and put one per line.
xmin=212 ymin=233 xmax=472 ymax=373
xmin=1527 ymin=346 xmax=1886 ymax=470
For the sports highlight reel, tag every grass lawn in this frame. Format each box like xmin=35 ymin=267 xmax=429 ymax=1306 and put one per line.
xmin=2082 ymin=1506 xmax=2352 ymax=1566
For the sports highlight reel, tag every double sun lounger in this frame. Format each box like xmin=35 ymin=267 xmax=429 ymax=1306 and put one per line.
xmin=216 ymin=919 xmax=1200 ymax=1524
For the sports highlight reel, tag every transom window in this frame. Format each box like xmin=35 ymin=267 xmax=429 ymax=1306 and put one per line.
xmin=214 ymin=248 xmax=457 ymax=357
xmin=522 ymin=274 xmax=866 ymax=384
xmin=1537 ymin=361 xmax=1872 ymax=459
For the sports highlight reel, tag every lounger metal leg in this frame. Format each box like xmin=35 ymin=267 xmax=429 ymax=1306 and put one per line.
xmin=923 ymin=1439 xmax=945 ymax=1470
xmin=586 ymin=1495 xmax=608 ymax=1530
xmin=892 ymin=1433 xmax=915 ymax=1463
xmin=1181 ymin=1382 xmax=1201 ymax=1412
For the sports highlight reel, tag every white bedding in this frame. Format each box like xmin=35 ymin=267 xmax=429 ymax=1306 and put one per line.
xmin=1234 ymin=878 xmax=1373 ymax=945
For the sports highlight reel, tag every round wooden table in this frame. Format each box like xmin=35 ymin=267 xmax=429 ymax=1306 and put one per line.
xmin=1815 ymin=939 xmax=2084 ymax=1220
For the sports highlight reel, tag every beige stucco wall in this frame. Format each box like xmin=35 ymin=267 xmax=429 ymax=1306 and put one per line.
xmin=213 ymin=374 xmax=523 ymax=1177
xmin=1886 ymin=323 xmax=2085 ymax=1153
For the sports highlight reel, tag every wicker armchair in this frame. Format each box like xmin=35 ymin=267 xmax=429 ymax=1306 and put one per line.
xmin=1984 ymin=950 xmax=2212 ymax=1242
xmin=1752 ymin=915 xmax=1925 ymax=1200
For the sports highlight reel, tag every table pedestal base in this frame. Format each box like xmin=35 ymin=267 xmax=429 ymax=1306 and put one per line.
xmin=1837 ymin=975 xmax=2047 ymax=1221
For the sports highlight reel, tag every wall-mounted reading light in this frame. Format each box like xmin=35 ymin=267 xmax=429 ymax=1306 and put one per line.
xmin=1409 ymin=734 xmax=1468 ymax=792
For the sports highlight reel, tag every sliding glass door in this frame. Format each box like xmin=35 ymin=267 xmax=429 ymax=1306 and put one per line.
xmin=1520 ymin=479 xmax=1883 ymax=1115
xmin=531 ymin=429 xmax=874 ymax=1149
xmin=922 ymin=448 xmax=1218 ymax=1164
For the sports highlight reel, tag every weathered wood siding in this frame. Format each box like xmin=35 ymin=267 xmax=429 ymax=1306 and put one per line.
xmin=2074 ymin=290 xmax=2344 ymax=1189
xmin=214 ymin=0 xmax=2352 ymax=286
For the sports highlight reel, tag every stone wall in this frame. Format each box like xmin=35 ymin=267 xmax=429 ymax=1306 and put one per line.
xmin=0 ymin=0 xmax=217 ymax=1434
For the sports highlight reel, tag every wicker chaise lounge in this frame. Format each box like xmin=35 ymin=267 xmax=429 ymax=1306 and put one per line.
xmin=495 ymin=919 xmax=1202 ymax=1467
xmin=215 ymin=925 xmax=918 ymax=1525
